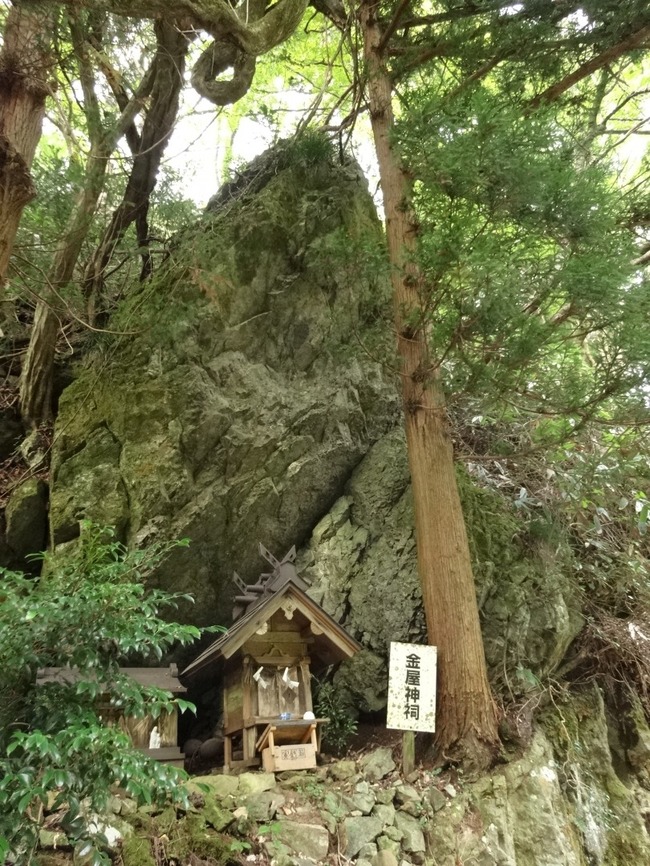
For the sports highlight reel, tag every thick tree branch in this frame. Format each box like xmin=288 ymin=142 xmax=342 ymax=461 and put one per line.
xmin=377 ymin=0 xmax=412 ymax=56
xmin=25 ymin=0 xmax=307 ymax=57
xmin=527 ymin=22 xmax=650 ymax=109
xmin=83 ymin=21 xmax=190 ymax=323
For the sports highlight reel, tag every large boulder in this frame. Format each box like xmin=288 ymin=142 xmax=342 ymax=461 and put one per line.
xmin=50 ymin=139 xmax=582 ymax=685
xmin=50 ymin=141 xmax=398 ymax=625
xmin=300 ymin=433 xmax=583 ymax=709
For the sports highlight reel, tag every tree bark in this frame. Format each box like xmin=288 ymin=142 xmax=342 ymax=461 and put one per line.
xmin=0 ymin=2 xmax=55 ymax=299
xmin=528 ymin=22 xmax=650 ymax=109
xmin=83 ymin=20 xmax=190 ymax=325
xmin=359 ymin=0 xmax=498 ymax=769
xmin=19 ymin=16 xmax=156 ymax=427
xmin=19 ymin=137 xmax=112 ymax=426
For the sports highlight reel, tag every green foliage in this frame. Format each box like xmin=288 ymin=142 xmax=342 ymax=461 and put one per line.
xmin=462 ymin=409 xmax=650 ymax=618
xmin=315 ymin=681 xmax=358 ymax=756
xmin=284 ymin=128 xmax=335 ymax=167
xmin=397 ymin=84 xmax=648 ymax=424
xmin=0 ymin=523 xmax=207 ymax=865
xmin=148 ymin=166 xmax=202 ymax=240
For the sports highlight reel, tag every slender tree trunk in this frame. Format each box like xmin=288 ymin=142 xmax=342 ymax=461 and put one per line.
xmin=359 ymin=0 xmax=498 ymax=769
xmin=0 ymin=2 xmax=55 ymax=298
xmin=83 ymin=21 xmax=189 ymax=324
xmin=20 ymin=140 xmax=111 ymax=425
xmin=20 ymin=15 xmax=156 ymax=427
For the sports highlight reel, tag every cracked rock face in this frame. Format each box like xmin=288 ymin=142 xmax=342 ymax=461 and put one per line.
xmin=50 ymin=147 xmax=399 ymax=627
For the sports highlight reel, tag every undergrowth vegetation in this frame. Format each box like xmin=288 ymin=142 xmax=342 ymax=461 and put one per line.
xmin=0 ymin=523 xmax=208 ymax=866
xmin=315 ymin=680 xmax=359 ymax=755
xmin=453 ymin=404 xmax=650 ymax=720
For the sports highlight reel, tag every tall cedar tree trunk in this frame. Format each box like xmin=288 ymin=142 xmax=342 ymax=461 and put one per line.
xmin=83 ymin=21 xmax=189 ymax=326
xmin=359 ymin=0 xmax=498 ymax=768
xmin=0 ymin=2 xmax=55 ymax=299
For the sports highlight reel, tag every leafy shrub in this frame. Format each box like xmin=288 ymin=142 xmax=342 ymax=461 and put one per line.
xmin=315 ymin=681 xmax=358 ymax=756
xmin=0 ymin=523 xmax=207 ymax=865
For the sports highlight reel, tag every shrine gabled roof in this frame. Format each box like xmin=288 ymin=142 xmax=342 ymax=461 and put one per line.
xmin=180 ymin=579 xmax=361 ymax=682
xmin=36 ymin=665 xmax=186 ymax=693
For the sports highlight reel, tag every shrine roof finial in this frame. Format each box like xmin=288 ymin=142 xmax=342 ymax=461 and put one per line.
xmin=231 ymin=544 xmax=306 ymax=621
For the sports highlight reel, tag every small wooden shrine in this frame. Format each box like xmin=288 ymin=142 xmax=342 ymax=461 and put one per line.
xmin=36 ymin=665 xmax=186 ymax=767
xmin=181 ymin=544 xmax=361 ymax=773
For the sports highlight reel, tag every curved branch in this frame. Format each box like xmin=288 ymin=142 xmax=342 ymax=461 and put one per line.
xmin=189 ymin=0 xmax=308 ymax=104
xmin=191 ymin=39 xmax=257 ymax=105
xmin=24 ymin=0 xmax=310 ymax=106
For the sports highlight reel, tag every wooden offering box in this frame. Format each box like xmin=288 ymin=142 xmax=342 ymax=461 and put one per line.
xmin=181 ymin=545 xmax=360 ymax=773
xmin=256 ymin=719 xmax=325 ymax=772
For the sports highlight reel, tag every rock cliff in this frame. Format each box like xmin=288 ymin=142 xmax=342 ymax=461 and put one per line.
xmin=48 ymin=142 xmax=399 ymax=627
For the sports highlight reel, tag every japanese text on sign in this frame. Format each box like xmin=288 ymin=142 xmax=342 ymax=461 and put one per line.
xmin=278 ymin=746 xmax=307 ymax=760
xmin=386 ymin=642 xmax=437 ymax=732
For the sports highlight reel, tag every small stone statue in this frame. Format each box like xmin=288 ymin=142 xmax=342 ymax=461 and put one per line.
xmin=149 ymin=726 xmax=161 ymax=749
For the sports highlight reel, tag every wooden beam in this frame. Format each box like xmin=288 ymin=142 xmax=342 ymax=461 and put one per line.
xmin=402 ymin=731 xmax=415 ymax=776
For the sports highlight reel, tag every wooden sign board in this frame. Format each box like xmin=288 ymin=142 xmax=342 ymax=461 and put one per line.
xmin=386 ymin=642 xmax=437 ymax=733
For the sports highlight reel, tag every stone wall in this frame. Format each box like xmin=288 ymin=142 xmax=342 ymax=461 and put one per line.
xmin=36 ymin=690 xmax=650 ymax=866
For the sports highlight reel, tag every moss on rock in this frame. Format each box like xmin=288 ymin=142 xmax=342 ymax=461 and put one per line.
xmin=121 ymin=835 xmax=156 ymax=866
xmin=457 ymin=466 xmax=583 ymax=681
xmin=300 ymin=431 xmax=583 ymax=710
xmin=121 ymin=807 xmax=237 ymax=866
xmin=542 ymin=686 xmax=650 ymax=865
xmin=51 ymin=147 xmax=399 ymax=625
xmin=5 ymin=476 xmax=48 ymax=565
